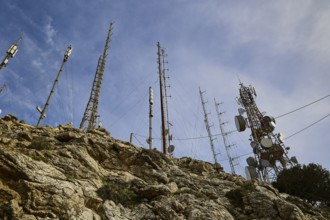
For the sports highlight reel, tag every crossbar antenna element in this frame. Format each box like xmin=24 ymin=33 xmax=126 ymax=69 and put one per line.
xmin=199 ymin=87 xmax=218 ymax=164
xmin=80 ymin=23 xmax=113 ymax=132
xmin=36 ymin=45 xmax=72 ymax=126
xmin=215 ymin=99 xmax=238 ymax=174
xmin=0 ymin=35 xmax=23 ymax=70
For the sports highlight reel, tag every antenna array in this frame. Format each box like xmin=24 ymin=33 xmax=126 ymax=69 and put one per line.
xmin=235 ymin=83 xmax=298 ymax=182
xmin=214 ymin=99 xmax=238 ymax=174
xmin=199 ymin=88 xmax=219 ymax=164
xmin=157 ymin=42 xmax=173 ymax=155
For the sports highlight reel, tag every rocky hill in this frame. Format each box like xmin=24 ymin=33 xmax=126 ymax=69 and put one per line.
xmin=0 ymin=114 xmax=329 ymax=219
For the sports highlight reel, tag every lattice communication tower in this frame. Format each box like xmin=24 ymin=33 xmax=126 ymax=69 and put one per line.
xmin=80 ymin=23 xmax=113 ymax=131
xmin=234 ymin=83 xmax=298 ymax=182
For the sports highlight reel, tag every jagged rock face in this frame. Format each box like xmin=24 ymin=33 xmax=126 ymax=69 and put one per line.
xmin=0 ymin=114 xmax=329 ymax=219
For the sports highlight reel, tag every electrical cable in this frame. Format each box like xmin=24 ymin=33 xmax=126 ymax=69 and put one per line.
xmin=285 ymin=113 xmax=330 ymax=140
xmin=109 ymin=72 xmax=156 ymax=115
xmin=133 ymin=134 xmax=145 ymax=147
xmin=219 ymin=151 xmax=254 ymax=162
xmin=275 ymin=94 xmax=330 ymax=119
xmin=134 ymin=130 xmax=238 ymax=141
xmin=109 ymin=90 xmax=149 ymax=128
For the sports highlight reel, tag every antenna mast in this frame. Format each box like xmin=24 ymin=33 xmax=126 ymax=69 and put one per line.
xmin=199 ymin=88 xmax=218 ymax=164
xmin=235 ymin=83 xmax=298 ymax=182
xmin=0 ymin=84 xmax=6 ymax=94
xmin=215 ymin=99 xmax=237 ymax=174
xmin=80 ymin=23 xmax=113 ymax=131
xmin=0 ymin=35 xmax=22 ymax=70
xmin=148 ymin=86 xmax=154 ymax=150
xmin=36 ymin=45 xmax=72 ymax=126
xmin=157 ymin=42 xmax=173 ymax=154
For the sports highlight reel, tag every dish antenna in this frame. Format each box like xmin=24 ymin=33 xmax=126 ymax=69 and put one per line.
xmin=234 ymin=115 xmax=246 ymax=132
xmin=168 ymin=145 xmax=175 ymax=154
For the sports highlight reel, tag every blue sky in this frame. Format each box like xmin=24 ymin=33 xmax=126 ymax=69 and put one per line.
xmin=0 ymin=0 xmax=329 ymax=176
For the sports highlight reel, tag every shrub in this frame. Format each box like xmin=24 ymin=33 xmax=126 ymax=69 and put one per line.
xmin=273 ymin=163 xmax=330 ymax=206
xmin=97 ymin=181 xmax=142 ymax=207
xmin=29 ymin=141 xmax=47 ymax=150
xmin=226 ymin=182 xmax=256 ymax=208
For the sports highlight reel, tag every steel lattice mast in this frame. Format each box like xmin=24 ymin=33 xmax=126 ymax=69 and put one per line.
xmin=0 ymin=36 xmax=22 ymax=70
xmin=199 ymin=88 xmax=218 ymax=164
xmin=80 ymin=23 xmax=113 ymax=131
xmin=235 ymin=83 xmax=298 ymax=182
xmin=36 ymin=45 xmax=73 ymax=126
xmin=214 ymin=99 xmax=237 ymax=174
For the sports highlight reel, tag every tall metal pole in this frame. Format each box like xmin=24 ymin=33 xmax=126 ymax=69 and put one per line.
xmin=0 ymin=84 xmax=6 ymax=94
xmin=37 ymin=45 xmax=72 ymax=126
xmin=161 ymin=49 xmax=172 ymax=149
xmin=157 ymin=42 xmax=167 ymax=154
xmin=0 ymin=35 xmax=22 ymax=70
xmin=148 ymin=86 xmax=154 ymax=150
xmin=215 ymin=99 xmax=236 ymax=174
xmin=199 ymin=87 xmax=218 ymax=164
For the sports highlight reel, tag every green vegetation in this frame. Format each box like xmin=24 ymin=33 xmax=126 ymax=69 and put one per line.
xmin=273 ymin=163 xmax=330 ymax=207
xmin=29 ymin=141 xmax=47 ymax=151
xmin=177 ymin=187 xmax=206 ymax=199
xmin=97 ymin=180 xmax=142 ymax=207
xmin=226 ymin=182 xmax=256 ymax=208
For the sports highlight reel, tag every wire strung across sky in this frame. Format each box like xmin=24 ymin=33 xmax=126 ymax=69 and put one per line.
xmin=131 ymin=93 xmax=330 ymax=164
xmin=132 ymin=93 xmax=330 ymax=142
xmin=275 ymin=94 xmax=330 ymax=119
xmin=285 ymin=113 xmax=330 ymax=140
xmin=133 ymin=130 xmax=237 ymax=141
xmin=133 ymin=113 xmax=329 ymax=161
xmin=219 ymin=151 xmax=253 ymax=161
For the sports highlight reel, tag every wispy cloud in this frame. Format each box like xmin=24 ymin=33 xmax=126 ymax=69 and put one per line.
xmin=44 ymin=17 xmax=57 ymax=46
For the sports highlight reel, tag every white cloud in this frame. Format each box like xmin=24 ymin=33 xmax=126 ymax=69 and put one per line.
xmin=44 ymin=17 xmax=57 ymax=45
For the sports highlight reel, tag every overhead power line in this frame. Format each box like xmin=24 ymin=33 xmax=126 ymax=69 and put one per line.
xmin=285 ymin=113 xmax=330 ymax=140
xmin=219 ymin=151 xmax=253 ymax=161
xmin=275 ymin=94 xmax=330 ymax=119
xmin=134 ymin=131 xmax=237 ymax=141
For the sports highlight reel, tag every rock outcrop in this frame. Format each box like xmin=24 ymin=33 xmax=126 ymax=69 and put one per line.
xmin=0 ymin=114 xmax=329 ymax=219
